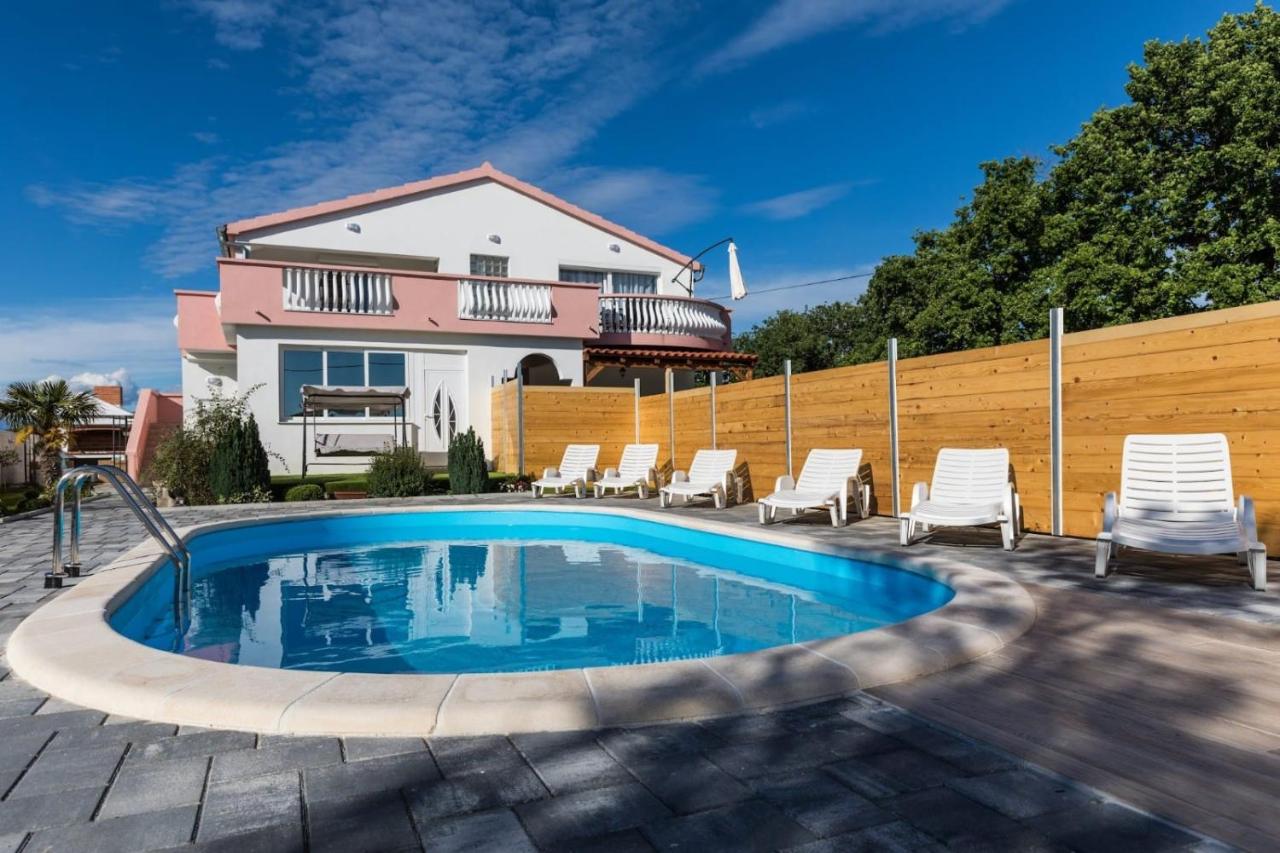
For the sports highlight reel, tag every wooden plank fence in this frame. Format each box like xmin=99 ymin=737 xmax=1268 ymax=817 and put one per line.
xmin=491 ymin=301 xmax=1280 ymax=550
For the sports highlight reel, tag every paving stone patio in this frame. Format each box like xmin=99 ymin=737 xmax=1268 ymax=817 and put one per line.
xmin=0 ymin=495 xmax=1246 ymax=851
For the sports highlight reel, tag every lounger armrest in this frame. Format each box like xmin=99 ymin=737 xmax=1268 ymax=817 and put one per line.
xmin=909 ymin=482 xmax=928 ymax=512
xmin=1100 ymin=492 xmax=1117 ymax=534
xmin=671 ymin=470 xmax=688 ymax=484
xmin=543 ymin=467 xmax=559 ymax=479
xmin=774 ymin=475 xmax=795 ymax=493
xmin=1239 ymin=494 xmax=1259 ymax=545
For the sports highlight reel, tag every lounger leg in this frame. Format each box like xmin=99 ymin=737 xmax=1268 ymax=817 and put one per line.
xmin=1094 ymin=539 xmax=1113 ymax=579
xmin=713 ymin=486 xmax=726 ymax=510
xmin=899 ymin=516 xmax=913 ymax=547
xmin=638 ymin=484 xmax=648 ymax=500
xmin=1001 ymin=518 xmax=1015 ymax=551
xmin=1248 ymin=547 xmax=1267 ymax=592
xmin=758 ymin=503 xmax=768 ymax=524
xmin=829 ymin=504 xmax=839 ymax=527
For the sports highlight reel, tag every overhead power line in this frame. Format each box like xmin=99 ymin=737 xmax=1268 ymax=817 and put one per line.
xmin=702 ymin=271 xmax=873 ymax=301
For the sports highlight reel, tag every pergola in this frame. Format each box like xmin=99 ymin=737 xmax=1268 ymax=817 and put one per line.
xmin=299 ymin=385 xmax=411 ymax=479
xmin=582 ymin=347 xmax=758 ymax=382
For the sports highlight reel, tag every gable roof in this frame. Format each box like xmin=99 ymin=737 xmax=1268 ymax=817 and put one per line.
xmin=223 ymin=162 xmax=697 ymax=269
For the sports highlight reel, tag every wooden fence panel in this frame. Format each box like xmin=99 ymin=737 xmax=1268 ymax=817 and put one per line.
xmin=638 ymin=392 xmax=671 ymax=470
xmin=710 ymin=375 xmax=788 ymax=499
xmin=489 ymin=382 xmax=519 ymax=474
xmin=896 ymin=339 xmax=1051 ymax=531
xmin=490 ymin=385 xmax=633 ymax=476
xmin=790 ymin=362 xmax=892 ymax=514
xmin=1061 ymin=301 xmax=1280 ymax=549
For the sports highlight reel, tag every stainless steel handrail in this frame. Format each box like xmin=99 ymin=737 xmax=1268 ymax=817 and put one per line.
xmin=49 ymin=467 xmax=190 ymax=608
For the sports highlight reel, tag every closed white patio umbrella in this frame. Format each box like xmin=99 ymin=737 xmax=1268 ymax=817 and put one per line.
xmin=728 ymin=241 xmax=748 ymax=300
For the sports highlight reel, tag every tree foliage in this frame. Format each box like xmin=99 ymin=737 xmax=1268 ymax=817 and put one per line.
xmin=447 ymin=428 xmax=489 ymax=494
xmin=366 ymin=446 xmax=431 ymax=498
xmin=0 ymin=379 xmax=100 ymax=487
xmin=736 ymin=5 xmax=1280 ymax=371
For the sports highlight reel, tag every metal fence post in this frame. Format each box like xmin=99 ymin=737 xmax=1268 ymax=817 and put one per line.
xmin=634 ymin=378 xmax=641 ymax=444
xmin=888 ymin=339 xmax=901 ymax=518
xmin=709 ymin=371 xmax=718 ymax=450
xmin=1049 ymin=308 xmax=1064 ymax=536
xmin=515 ymin=370 xmax=525 ymax=475
xmin=666 ymin=368 xmax=675 ymax=469
xmin=783 ymin=359 xmax=793 ymax=478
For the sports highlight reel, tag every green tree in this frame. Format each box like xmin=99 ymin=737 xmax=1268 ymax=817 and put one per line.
xmin=737 ymin=5 xmax=1280 ymax=371
xmin=447 ymin=428 xmax=489 ymax=494
xmin=0 ymin=380 xmax=99 ymax=486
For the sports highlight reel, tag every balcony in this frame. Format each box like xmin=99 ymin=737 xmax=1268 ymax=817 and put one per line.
xmin=214 ymin=258 xmax=733 ymax=350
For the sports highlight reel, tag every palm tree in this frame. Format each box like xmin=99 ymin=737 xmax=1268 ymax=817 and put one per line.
xmin=0 ymin=380 xmax=100 ymax=487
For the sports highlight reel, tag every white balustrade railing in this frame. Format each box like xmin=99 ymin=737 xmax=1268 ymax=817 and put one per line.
xmin=282 ymin=266 xmax=393 ymax=315
xmin=599 ymin=295 xmax=728 ymax=339
xmin=458 ymin=279 xmax=553 ymax=323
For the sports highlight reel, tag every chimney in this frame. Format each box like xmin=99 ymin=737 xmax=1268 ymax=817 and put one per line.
xmin=93 ymin=385 xmax=123 ymax=407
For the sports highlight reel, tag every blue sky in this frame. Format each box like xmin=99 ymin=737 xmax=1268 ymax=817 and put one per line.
xmin=0 ymin=0 xmax=1243 ymax=401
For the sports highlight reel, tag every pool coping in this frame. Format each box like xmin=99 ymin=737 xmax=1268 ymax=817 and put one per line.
xmin=7 ymin=503 xmax=1036 ymax=737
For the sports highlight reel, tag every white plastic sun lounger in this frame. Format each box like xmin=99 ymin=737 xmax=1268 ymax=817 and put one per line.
xmin=594 ymin=443 xmax=661 ymax=499
xmin=1096 ymin=433 xmax=1267 ymax=591
xmin=758 ymin=448 xmax=869 ymax=527
xmin=900 ymin=448 xmax=1020 ymax=550
xmin=659 ymin=449 xmax=737 ymax=509
xmin=532 ymin=444 xmax=599 ymax=498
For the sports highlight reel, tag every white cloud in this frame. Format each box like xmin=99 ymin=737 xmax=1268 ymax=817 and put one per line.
xmin=697 ymin=0 xmax=1012 ymax=75
xmin=742 ymin=181 xmax=855 ymax=220
xmin=40 ymin=369 xmax=138 ymax=407
xmin=31 ymin=0 xmax=695 ymax=277
xmin=0 ymin=299 xmax=179 ymax=402
xmin=192 ymin=131 xmax=220 ymax=145
xmin=747 ymin=98 xmax=814 ymax=129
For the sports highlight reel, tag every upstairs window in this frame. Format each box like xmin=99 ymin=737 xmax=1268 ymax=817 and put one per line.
xmin=280 ymin=349 xmax=406 ymax=419
xmin=559 ymin=268 xmax=657 ymax=294
xmin=470 ymin=254 xmax=509 ymax=278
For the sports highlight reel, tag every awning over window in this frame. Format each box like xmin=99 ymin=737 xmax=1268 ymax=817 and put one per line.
xmin=300 ymin=386 xmax=410 ymax=414
xmin=582 ymin=347 xmax=757 ymax=381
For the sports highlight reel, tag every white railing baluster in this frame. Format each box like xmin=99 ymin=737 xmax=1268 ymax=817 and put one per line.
xmin=280 ymin=266 xmax=394 ymax=315
xmin=591 ymin=294 xmax=728 ymax=339
xmin=457 ymin=278 xmax=553 ymax=324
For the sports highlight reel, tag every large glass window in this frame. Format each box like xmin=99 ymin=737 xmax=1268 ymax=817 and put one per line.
xmin=470 ymin=254 xmax=509 ymax=277
xmin=281 ymin=350 xmax=323 ymax=418
xmin=559 ymin=267 xmax=657 ymax=294
xmin=279 ymin=349 xmax=406 ymax=419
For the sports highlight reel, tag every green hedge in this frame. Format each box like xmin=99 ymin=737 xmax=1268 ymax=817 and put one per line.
xmin=284 ymin=483 xmax=325 ymax=502
xmin=269 ymin=471 xmax=514 ymax=501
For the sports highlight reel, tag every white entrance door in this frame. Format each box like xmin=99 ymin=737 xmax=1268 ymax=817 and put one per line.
xmin=424 ymin=361 xmax=467 ymax=454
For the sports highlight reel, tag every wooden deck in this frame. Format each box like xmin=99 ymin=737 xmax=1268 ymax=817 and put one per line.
xmin=874 ymin=582 xmax=1280 ymax=850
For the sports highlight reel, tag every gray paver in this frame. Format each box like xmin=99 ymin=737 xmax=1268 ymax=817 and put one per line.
xmin=9 ymin=741 xmax=125 ymax=797
xmin=24 ymin=805 xmax=197 ymax=853
xmin=641 ymin=798 xmax=817 ymax=852
xmin=197 ymin=770 xmax=302 ymax=843
xmin=0 ymin=785 xmax=103 ymax=834
xmin=947 ymin=768 xmax=1098 ymax=819
xmin=615 ymin=754 xmax=750 ymax=815
xmin=415 ymin=807 xmax=537 ymax=853
xmin=515 ymin=782 xmax=671 ymax=848
xmin=1027 ymin=802 xmax=1201 ymax=852
xmin=306 ymin=789 xmax=418 ymax=853
xmin=47 ymin=721 xmax=177 ymax=752
xmin=511 ymin=730 xmax=633 ymax=794
xmin=753 ymin=770 xmax=893 ymax=837
xmin=343 ymin=736 xmax=427 ymax=762
xmin=404 ymin=765 xmax=549 ymax=822
xmin=98 ymin=754 xmax=209 ymax=819
xmin=208 ymin=738 xmax=340 ymax=783
xmin=131 ymin=729 xmax=257 ymax=763
xmin=303 ymin=751 xmax=438 ymax=803
xmin=780 ymin=819 xmax=946 ymax=853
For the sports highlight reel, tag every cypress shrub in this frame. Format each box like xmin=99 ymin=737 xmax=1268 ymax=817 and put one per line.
xmin=207 ymin=420 xmax=245 ymax=501
xmin=366 ymin=447 xmax=429 ymax=498
xmin=242 ymin=414 xmax=271 ymax=493
xmin=447 ymin=428 xmax=488 ymax=494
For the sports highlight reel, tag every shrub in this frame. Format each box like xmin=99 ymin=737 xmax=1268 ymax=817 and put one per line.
xmin=324 ymin=477 xmax=369 ymax=496
xmin=447 ymin=428 xmax=489 ymax=494
xmin=16 ymin=496 xmax=51 ymax=513
xmin=366 ymin=448 xmax=429 ymax=498
xmin=209 ymin=414 xmax=272 ymax=503
xmin=22 ymin=488 xmax=39 ymax=501
xmin=284 ymin=483 xmax=325 ymax=502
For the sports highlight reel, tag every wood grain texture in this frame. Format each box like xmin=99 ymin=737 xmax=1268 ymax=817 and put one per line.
xmin=491 ymin=301 xmax=1280 ymax=547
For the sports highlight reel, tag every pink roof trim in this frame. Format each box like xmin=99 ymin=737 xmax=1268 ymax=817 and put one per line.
xmin=223 ymin=162 xmax=699 ymax=270
xmin=175 ymin=290 xmax=233 ymax=354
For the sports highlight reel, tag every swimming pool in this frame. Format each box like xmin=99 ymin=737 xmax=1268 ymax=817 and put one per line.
xmin=110 ymin=510 xmax=954 ymax=675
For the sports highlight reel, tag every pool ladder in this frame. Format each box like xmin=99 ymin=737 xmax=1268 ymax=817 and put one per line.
xmin=48 ymin=466 xmax=191 ymax=627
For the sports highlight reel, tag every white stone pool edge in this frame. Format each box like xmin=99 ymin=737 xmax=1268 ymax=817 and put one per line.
xmin=7 ymin=503 xmax=1036 ymax=737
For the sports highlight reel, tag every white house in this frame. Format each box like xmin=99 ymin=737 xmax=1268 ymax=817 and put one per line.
xmin=174 ymin=163 xmax=754 ymax=474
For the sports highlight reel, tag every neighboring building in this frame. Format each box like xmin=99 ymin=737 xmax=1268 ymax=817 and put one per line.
xmin=175 ymin=162 xmax=755 ymax=474
xmin=66 ymin=385 xmax=133 ymax=470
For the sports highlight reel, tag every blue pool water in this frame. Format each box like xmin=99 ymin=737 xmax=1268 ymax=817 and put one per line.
xmin=111 ymin=511 xmax=953 ymax=674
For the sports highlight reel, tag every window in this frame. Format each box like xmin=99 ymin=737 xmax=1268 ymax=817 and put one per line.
xmin=559 ymin=267 xmax=657 ymax=294
xmin=279 ymin=349 xmax=406 ymax=419
xmin=470 ymin=254 xmax=508 ymax=277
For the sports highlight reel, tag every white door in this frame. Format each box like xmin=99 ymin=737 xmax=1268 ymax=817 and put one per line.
xmin=424 ymin=363 xmax=466 ymax=454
